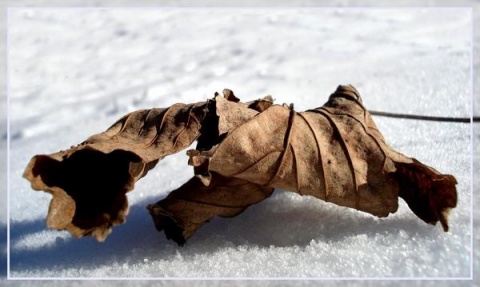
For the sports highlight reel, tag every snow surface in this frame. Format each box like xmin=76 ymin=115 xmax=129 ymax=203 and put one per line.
xmin=2 ymin=1 xmax=478 ymax=286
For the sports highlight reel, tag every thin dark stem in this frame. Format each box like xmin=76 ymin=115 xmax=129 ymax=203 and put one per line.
xmin=370 ymin=111 xmax=479 ymax=123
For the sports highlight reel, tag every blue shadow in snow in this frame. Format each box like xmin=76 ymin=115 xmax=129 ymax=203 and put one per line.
xmin=8 ymin=196 xmax=179 ymax=275
xmin=7 ymin=190 xmax=443 ymax=277
xmin=0 ymin=224 xmax=7 ymax=277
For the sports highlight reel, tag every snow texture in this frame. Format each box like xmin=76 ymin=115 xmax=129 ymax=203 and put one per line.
xmin=1 ymin=0 xmax=479 ymax=286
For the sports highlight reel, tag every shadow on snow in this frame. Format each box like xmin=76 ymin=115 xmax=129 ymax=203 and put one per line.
xmin=7 ymin=189 xmax=437 ymax=278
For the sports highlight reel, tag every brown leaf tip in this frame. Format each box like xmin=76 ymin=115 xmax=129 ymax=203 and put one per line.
xmin=222 ymin=89 xmax=240 ymax=102
xmin=331 ymin=84 xmax=362 ymax=103
xmin=394 ymin=160 xmax=458 ymax=232
xmin=23 ymin=149 xmax=141 ymax=241
xmin=247 ymin=95 xmax=274 ymax=112
xmin=147 ymin=204 xmax=186 ymax=246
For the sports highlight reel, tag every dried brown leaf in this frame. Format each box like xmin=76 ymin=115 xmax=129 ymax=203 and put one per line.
xmin=188 ymin=85 xmax=457 ymax=232
xmin=147 ymin=173 xmax=273 ymax=245
xmin=23 ymin=101 xmax=210 ymax=240
xmin=23 ymin=85 xmax=457 ymax=245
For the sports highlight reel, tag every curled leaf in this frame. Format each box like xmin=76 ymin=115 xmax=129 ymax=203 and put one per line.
xmin=189 ymin=85 xmax=457 ymax=229
xmin=147 ymin=173 xmax=273 ymax=246
xmin=23 ymin=101 xmax=210 ymax=240
xmin=23 ymin=85 xmax=457 ymax=244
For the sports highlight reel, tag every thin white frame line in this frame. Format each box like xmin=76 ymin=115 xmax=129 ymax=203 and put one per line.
xmin=6 ymin=6 xmax=11 ymax=281
xmin=5 ymin=276 xmax=475 ymax=281
xmin=469 ymin=6 xmax=475 ymax=281
xmin=5 ymin=6 xmax=474 ymax=281
xmin=4 ymin=6 xmax=475 ymax=10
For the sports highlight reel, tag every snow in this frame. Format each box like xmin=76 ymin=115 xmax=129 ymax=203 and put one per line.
xmin=2 ymin=1 xmax=478 ymax=286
